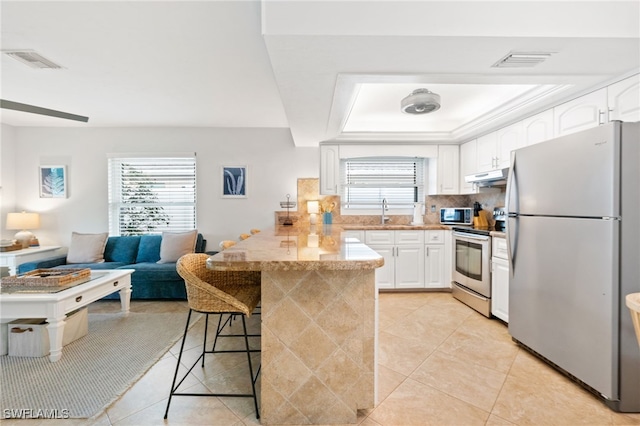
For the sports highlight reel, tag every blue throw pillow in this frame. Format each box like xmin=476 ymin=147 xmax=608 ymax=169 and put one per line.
xmin=136 ymin=235 xmax=162 ymax=263
xmin=104 ymin=236 xmax=141 ymax=263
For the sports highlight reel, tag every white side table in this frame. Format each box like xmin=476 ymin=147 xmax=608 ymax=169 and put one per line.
xmin=0 ymin=246 xmax=64 ymax=276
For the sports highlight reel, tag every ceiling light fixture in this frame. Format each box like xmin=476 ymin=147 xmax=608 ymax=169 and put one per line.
xmin=401 ymin=89 xmax=441 ymax=114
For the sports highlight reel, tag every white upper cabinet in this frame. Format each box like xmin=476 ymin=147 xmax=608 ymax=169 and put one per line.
xmin=319 ymin=144 xmax=340 ymax=195
xmin=437 ymin=145 xmax=459 ymax=195
xmin=459 ymin=139 xmax=478 ymax=194
xmin=554 ymin=88 xmax=608 ymax=137
xmin=608 ymin=74 xmax=640 ymax=122
xmin=476 ymin=132 xmax=498 ymax=172
xmin=428 ymin=145 xmax=459 ymax=195
xmin=521 ymin=109 xmax=555 ymax=147
xmin=496 ymin=121 xmax=523 ymax=169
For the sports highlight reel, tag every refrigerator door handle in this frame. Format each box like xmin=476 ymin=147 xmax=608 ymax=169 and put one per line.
xmin=507 ymin=216 xmax=518 ymax=273
xmin=506 ymin=153 xmax=518 ymax=271
xmin=506 ymin=151 xmax=518 ymax=215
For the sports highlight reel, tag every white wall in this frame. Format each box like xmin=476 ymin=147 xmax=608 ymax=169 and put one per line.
xmin=1 ymin=124 xmax=17 ymax=236
xmin=1 ymin=126 xmax=318 ymax=250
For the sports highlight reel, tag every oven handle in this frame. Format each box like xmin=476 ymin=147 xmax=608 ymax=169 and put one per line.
xmin=453 ymin=232 xmax=490 ymax=241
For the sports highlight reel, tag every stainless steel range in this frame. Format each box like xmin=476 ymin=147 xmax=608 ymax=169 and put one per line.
xmin=451 ymin=227 xmax=491 ymax=317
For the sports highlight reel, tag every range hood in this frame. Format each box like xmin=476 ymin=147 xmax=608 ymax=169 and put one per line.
xmin=465 ymin=168 xmax=509 ymax=187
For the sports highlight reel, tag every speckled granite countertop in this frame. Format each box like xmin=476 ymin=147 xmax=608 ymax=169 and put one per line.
xmin=207 ymin=225 xmax=384 ymax=272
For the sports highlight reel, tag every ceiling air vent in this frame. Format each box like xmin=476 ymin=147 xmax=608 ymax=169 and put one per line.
xmin=3 ymin=50 xmax=63 ymax=69
xmin=492 ymin=51 xmax=554 ymax=68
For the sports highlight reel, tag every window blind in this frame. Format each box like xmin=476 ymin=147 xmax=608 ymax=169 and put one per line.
xmin=108 ymin=156 xmax=196 ymax=235
xmin=341 ymin=157 xmax=425 ymax=209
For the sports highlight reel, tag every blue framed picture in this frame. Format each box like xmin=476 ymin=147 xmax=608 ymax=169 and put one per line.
xmin=39 ymin=165 xmax=67 ymax=198
xmin=222 ymin=166 xmax=247 ymax=198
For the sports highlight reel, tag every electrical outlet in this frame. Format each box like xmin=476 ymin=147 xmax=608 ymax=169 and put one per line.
xmin=431 ymin=205 xmax=436 ymax=212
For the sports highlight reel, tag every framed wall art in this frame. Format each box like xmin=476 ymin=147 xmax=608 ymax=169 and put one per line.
xmin=39 ymin=165 xmax=68 ymax=198
xmin=222 ymin=166 xmax=247 ymax=198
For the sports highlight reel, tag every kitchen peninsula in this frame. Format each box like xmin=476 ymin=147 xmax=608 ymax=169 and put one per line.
xmin=207 ymin=225 xmax=383 ymax=425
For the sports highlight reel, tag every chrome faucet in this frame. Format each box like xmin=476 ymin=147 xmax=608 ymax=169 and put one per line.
xmin=381 ymin=198 xmax=389 ymax=224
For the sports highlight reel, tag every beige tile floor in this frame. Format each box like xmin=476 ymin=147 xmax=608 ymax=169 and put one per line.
xmin=4 ymin=292 xmax=640 ymax=425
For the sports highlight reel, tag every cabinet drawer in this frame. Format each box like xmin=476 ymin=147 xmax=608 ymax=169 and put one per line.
xmin=365 ymin=231 xmax=394 ymax=245
xmin=492 ymin=237 xmax=508 ymax=260
xmin=395 ymin=230 xmax=424 ymax=245
xmin=425 ymin=230 xmax=445 ymax=244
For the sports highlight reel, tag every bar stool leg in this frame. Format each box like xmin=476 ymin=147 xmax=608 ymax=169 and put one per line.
xmin=164 ymin=309 xmax=193 ymax=419
xmin=242 ymin=315 xmax=260 ymax=419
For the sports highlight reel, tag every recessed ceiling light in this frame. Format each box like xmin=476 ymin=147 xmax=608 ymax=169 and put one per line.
xmin=492 ymin=51 xmax=555 ymax=68
xmin=3 ymin=50 xmax=64 ymax=69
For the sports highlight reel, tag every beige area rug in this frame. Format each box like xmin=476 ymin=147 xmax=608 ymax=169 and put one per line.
xmin=1 ymin=310 xmax=200 ymax=419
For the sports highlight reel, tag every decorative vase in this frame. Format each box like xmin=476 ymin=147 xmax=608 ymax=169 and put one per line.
xmin=323 ymin=212 xmax=333 ymax=224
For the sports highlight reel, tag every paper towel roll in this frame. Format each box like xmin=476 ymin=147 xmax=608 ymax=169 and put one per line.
xmin=411 ymin=203 xmax=424 ymax=225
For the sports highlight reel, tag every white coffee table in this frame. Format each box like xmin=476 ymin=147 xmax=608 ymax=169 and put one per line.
xmin=0 ymin=269 xmax=134 ymax=362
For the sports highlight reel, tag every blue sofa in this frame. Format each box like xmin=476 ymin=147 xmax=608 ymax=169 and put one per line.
xmin=17 ymin=234 xmax=209 ymax=300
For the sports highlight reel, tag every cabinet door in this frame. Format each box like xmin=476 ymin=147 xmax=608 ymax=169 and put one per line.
xmin=491 ymin=257 xmax=510 ymax=322
xmin=496 ymin=122 xmax=522 ymax=168
xmin=522 ymin=109 xmax=554 ymax=147
xmin=424 ymin=244 xmax=445 ymax=288
xmin=395 ymin=245 xmax=425 ymax=289
xmin=459 ymin=140 xmax=478 ymax=194
xmin=476 ymin=132 xmax=498 ymax=172
xmin=608 ymin=74 xmax=640 ymax=122
xmin=437 ymin=145 xmax=459 ymax=194
xmin=319 ymin=144 xmax=340 ymax=195
xmin=370 ymin=245 xmax=395 ymax=289
xmin=554 ymin=88 xmax=608 ymax=137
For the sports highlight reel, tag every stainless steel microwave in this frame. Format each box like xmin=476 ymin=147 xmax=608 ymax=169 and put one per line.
xmin=440 ymin=208 xmax=473 ymax=225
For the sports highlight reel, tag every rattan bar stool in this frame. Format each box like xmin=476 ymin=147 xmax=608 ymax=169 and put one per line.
xmin=239 ymin=233 xmax=251 ymax=240
xmin=164 ymin=253 xmax=262 ymax=419
xmin=626 ymin=293 xmax=640 ymax=349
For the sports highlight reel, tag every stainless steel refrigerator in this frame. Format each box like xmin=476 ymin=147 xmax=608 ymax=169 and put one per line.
xmin=507 ymin=121 xmax=639 ymax=412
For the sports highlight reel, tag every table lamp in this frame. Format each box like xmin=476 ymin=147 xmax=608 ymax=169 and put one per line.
xmin=6 ymin=211 xmax=40 ymax=248
xmin=307 ymin=200 xmax=319 ymax=225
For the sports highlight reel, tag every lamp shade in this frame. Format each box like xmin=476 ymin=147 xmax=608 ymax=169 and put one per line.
xmin=307 ymin=201 xmax=319 ymax=214
xmin=6 ymin=212 xmax=40 ymax=230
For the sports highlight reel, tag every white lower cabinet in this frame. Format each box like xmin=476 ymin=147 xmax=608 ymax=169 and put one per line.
xmin=366 ymin=229 xmax=451 ymax=290
xmin=424 ymin=244 xmax=445 ymax=288
xmin=395 ymin=245 xmax=425 ymax=289
xmin=424 ymin=230 xmax=447 ymax=289
xmin=366 ymin=230 xmax=424 ymax=290
xmin=491 ymin=236 xmax=509 ymax=322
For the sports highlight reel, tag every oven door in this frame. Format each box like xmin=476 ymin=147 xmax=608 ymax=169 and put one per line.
xmin=453 ymin=232 xmax=491 ymax=297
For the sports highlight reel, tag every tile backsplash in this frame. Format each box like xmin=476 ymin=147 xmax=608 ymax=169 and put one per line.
xmin=275 ymin=178 xmax=506 ymax=226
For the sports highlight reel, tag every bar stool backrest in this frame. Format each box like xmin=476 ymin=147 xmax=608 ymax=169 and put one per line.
xmin=626 ymin=293 xmax=640 ymax=349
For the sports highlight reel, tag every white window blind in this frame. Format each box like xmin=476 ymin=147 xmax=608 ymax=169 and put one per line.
xmin=341 ymin=157 xmax=425 ymax=209
xmin=108 ymin=156 xmax=196 ymax=235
